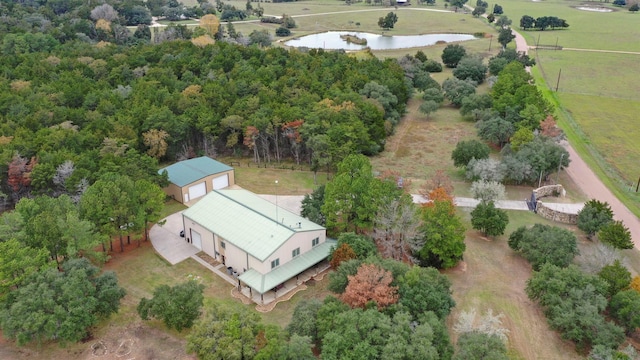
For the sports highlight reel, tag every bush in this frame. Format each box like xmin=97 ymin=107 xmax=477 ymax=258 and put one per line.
xmin=138 ymin=280 xmax=205 ymax=331
xmin=275 ymin=27 xmax=291 ymax=37
xmin=508 ymin=224 xmax=579 ymax=271
xmin=451 ymin=139 xmax=490 ymax=168
xmin=470 ymin=200 xmax=508 ymax=237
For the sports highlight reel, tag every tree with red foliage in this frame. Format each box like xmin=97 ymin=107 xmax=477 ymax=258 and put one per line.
xmin=330 ymin=243 xmax=357 ymax=269
xmin=540 ymin=115 xmax=562 ymax=139
xmin=244 ymin=126 xmax=260 ymax=163
xmin=7 ymin=154 xmax=36 ymax=200
xmin=341 ymin=263 xmax=399 ymax=310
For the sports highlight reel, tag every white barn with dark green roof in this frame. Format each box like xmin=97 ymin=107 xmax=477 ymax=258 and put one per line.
xmin=182 ymin=189 xmax=335 ymax=297
xmin=159 ymin=156 xmax=235 ymax=204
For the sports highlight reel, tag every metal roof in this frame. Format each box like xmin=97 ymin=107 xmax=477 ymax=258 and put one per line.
xmin=182 ymin=189 xmax=326 ymax=262
xmin=159 ymin=156 xmax=233 ymax=187
xmin=239 ymin=239 xmax=336 ymax=294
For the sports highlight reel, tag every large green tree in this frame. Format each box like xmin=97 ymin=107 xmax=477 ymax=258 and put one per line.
xmin=138 ymin=280 xmax=205 ymax=331
xmin=187 ymin=303 xmax=263 ymax=360
xmin=597 ymin=220 xmax=632 ymax=249
xmin=609 ymin=289 xmax=640 ymax=335
xmin=417 ymin=199 xmax=466 ymax=268
xmin=0 ymin=238 xmax=52 ymax=299
xmin=451 ymin=139 xmax=490 ymax=168
xmin=470 ymin=201 xmax=509 ymax=238
xmin=597 ymin=260 xmax=631 ymax=298
xmin=453 ymin=332 xmax=508 ymax=360
xmin=398 ymin=266 xmax=455 ymax=320
xmin=322 ymin=154 xmax=400 ymax=233
xmin=441 ymin=45 xmax=467 ymax=68
xmin=508 ymin=224 xmax=579 ymax=271
xmin=0 ymin=258 xmax=125 ymax=346
xmin=578 ymin=199 xmax=614 ymax=239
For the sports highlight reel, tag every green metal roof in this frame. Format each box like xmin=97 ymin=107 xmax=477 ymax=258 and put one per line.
xmin=239 ymin=239 xmax=336 ymax=294
xmin=182 ymin=189 xmax=326 ymax=262
xmin=159 ymin=156 xmax=233 ymax=187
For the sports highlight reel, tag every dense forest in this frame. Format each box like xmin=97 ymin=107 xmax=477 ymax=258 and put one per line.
xmin=0 ymin=0 xmax=410 ymax=206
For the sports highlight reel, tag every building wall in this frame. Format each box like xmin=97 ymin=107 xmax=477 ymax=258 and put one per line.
xmin=163 ymin=169 xmax=236 ymax=204
xmin=259 ymin=229 xmax=327 ymax=274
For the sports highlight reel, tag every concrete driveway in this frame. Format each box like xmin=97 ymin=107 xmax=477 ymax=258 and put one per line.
xmin=149 ymin=211 xmax=199 ymax=265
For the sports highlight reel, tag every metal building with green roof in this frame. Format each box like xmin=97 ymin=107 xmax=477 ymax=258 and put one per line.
xmin=182 ymin=189 xmax=335 ymax=299
xmin=159 ymin=156 xmax=235 ymax=204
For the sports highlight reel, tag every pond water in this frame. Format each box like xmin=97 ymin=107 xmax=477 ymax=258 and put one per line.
xmin=284 ymin=31 xmax=476 ymax=50
xmin=576 ymin=6 xmax=612 ymax=12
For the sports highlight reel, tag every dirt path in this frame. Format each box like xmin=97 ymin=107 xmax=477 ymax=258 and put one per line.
xmin=512 ymin=29 xmax=640 ymax=247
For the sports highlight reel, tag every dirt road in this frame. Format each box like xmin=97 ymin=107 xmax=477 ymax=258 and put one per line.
xmin=512 ymin=29 xmax=640 ymax=247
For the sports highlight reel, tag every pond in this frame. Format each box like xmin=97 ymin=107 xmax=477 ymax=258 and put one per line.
xmin=284 ymin=31 xmax=477 ymax=50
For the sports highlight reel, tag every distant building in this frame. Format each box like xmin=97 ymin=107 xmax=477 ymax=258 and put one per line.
xmin=159 ymin=156 xmax=234 ymax=203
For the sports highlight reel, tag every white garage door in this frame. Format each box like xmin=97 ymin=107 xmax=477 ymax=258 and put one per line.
xmin=191 ymin=230 xmax=202 ymax=250
xmin=188 ymin=182 xmax=206 ymax=200
xmin=212 ymin=174 xmax=229 ymax=190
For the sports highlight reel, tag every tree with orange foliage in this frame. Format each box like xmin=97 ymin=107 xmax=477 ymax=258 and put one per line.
xmin=330 ymin=243 xmax=357 ymax=269
xmin=419 ymin=169 xmax=454 ymax=201
xmin=341 ymin=263 xmax=399 ymax=310
xmin=631 ymin=276 xmax=640 ymax=292
xmin=424 ymin=187 xmax=454 ymax=207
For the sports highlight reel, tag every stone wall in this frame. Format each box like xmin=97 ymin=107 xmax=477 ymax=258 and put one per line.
xmin=536 ymin=201 xmax=578 ymax=224
xmin=533 ymin=184 xmax=564 ymax=199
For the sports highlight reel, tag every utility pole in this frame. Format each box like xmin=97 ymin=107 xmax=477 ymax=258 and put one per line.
xmin=555 ymin=68 xmax=561 ymax=92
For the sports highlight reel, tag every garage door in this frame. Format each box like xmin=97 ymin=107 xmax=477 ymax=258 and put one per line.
xmin=191 ymin=230 xmax=202 ymax=250
xmin=212 ymin=174 xmax=229 ymax=190
xmin=188 ymin=182 xmax=206 ymax=200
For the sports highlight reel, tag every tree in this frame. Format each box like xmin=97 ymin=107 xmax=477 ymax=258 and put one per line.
xmin=453 ymin=56 xmax=488 ymax=84
xmin=578 ymin=199 xmax=614 ymax=239
xmin=249 ymin=30 xmax=272 ymax=47
xmin=420 ymin=100 xmax=440 ymax=119
xmin=495 ymin=15 xmax=511 ymax=28
xmin=520 ymin=15 xmax=535 ymax=30
xmin=487 ymin=13 xmax=495 ymax=23
xmin=322 ymin=154 xmax=401 ymax=233
xmin=79 ymin=173 xmax=139 ymax=253
xmin=200 ymin=14 xmax=220 ymax=36
xmin=493 ymin=4 xmax=504 ymax=14
xmin=420 ymin=169 xmax=454 ymax=199
xmin=466 ymin=158 xmax=505 ymax=182
xmin=276 ymin=27 xmax=291 ymax=37
xmin=470 ymin=201 xmax=508 ymax=237
xmin=497 ymin=28 xmax=515 ymax=48
xmin=378 ymin=12 xmax=398 ymax=29
xmin=476 ymin=116 xmax=514 ymax=148
xmin=417 ymin=199 xmax=466 ymax=268
xmin=441 ymin=44 xmax=467 ymax=68
xmin=138 ymin=280 xmax=205 ymax=331
xmin=187 ymin=303 xmax=262 ymax=360
xmin=142 ymin=129 xmax=169 ymax=159
xmin=330 ymin=243 xmax=357 ymax=269
xmin=526 ymin=264 xmax=625 ymax=351
xmin=301 ymin=185 xmax=326 ymax=225
xmin=0 ymin=258 xmax=125 ymax=346
xmin=470 ymin=180 xmax=506 ymax=203
xmin=451 ymin=139 xmax=490 ymax=168
xmin=286 ymin=299 xmax=323 ymax=343
xmin=341 ymin=263 xmax=399 ymax=310
xmin=514 ymin=136 xmax=570 ymax=182
xmin=598 ymin=221 xmax=633 ymax=250
xmin=631 ymin=276 xmax=640 ymax=292
xmin=398 ymin=266 xmax=455 ymax=320
xmin=135 ymin=179 xmax=165 ymax=243
xmin=0 ymin=239 xmax=52 ymax=299
xmin=598 ymin=260 xmax=631 ymax=298
xmin=630 ymin=3 xmax=639 ymax=12
xmin=508 ymin=224 xmax=579 ymax=271
xmin=91 ymin=4 xmax=119 ymax=21
xmin=442 ymin=77 xmax=477 ymax=107
xmin=373 ymin=195 xmax=421 ymax=261
xmin=332 ymin=232 xmax=378 ymax=259
xmin=454 ymin=332 xmax=508 ymax=360
xmin=610 ymin=289 xmax=640 ymax=334
xmin=472 ymin=6 xmax=486 ymax=17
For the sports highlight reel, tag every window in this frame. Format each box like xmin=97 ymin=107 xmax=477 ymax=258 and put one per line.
xmin=220 ymin=241 xmax=226 ymax=249
xmin=312 ymin=237 xmax=319 ymax=247
xmin=271 ymin=258 xmax=280 ymax=269
xmin=292 ymin=248 xmax=300 ymax=258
